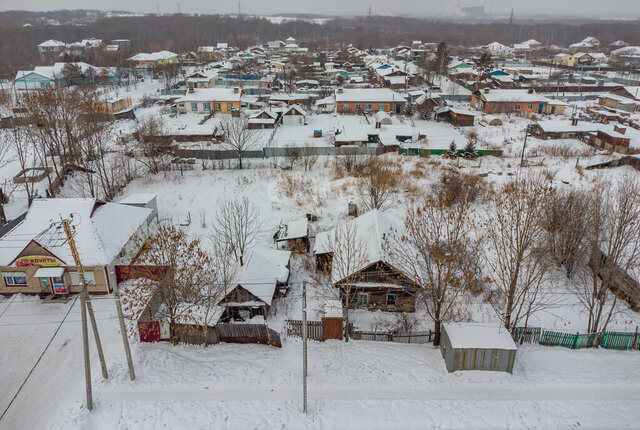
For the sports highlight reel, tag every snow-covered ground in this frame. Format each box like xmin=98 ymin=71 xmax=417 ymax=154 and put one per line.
xmin=1 ymin=295 xmax=639 ymax=430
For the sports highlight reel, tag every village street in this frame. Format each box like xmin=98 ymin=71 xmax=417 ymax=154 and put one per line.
xmin=1 ymin=295 xmax=639 ymax=429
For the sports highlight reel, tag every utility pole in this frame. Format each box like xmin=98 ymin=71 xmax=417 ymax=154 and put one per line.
xmin=302 ymin=281 xmax=308 ymax=414
xmin=520 ymin=123 xmax=530 ymax=167
xmin=114 ymin=280 xmax=135 ymax=380
xmin=62 ymin=216 xmax=111 ymax=410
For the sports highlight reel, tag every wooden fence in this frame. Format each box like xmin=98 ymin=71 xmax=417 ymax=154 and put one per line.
xmin=513 ymin=326 xmax=640 ymax=351
xmin=172 ymin=322 xmax=282 ymax=348
xmin=285 ymin=320 xmax=324 ymax=341
xmin=351 ymin=330 xmax=433 ymax=344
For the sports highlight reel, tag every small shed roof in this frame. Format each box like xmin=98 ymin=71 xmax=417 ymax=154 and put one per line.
xmin=443 ymin=323 xmax=517 ymax=350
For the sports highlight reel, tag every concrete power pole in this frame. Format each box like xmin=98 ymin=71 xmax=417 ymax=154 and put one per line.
xmin=302 ymin=281 xmax=308 ymax=414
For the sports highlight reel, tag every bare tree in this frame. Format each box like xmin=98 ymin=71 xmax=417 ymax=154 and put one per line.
xmin=388 ymin=192 xmax=482 ymax=345
xmin=212 ymin=197 xmax=261 ymax=264
xmin=541 ymin=189 xmax=591 ymax=279
xmin=483 ymin=174 xmax=556 ymax=329
xmin=573 ymin=176 xmax=640 ymax=342
xmin=219 ymin=115 xmax=261 ymax=169
xmin=317 ymin=221 xmax=370 ymax=342
xmin=356 ymin=163 xmax=400 ymax=212
xmin=132 ymin=114 xmax=171 ymax=175
xmin=125 ymin=222 xmax=216 ymax=345
xmin=299 ymin=146 xmax=318 ymax=172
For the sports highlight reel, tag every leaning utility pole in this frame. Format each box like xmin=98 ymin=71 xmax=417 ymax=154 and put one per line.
xmin=114 ymin=281 xmax=135 ymax=380
xmin=62 ymin=217 xmax=110 ymax=410
xmin=302 ymin=281 xmax=308 ymax=414
xmin=520 ymin=124 xmax=530 ymax=167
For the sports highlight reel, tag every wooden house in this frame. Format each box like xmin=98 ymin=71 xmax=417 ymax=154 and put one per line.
xmin=219 ymin=249 xmax=291 ymax=322
xmin=313 ymin=210 xmax=418 ymax=312
xmin=435 ymin=106 xmax=476 ymax=126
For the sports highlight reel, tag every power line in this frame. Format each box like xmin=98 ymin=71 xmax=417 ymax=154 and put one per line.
xmin=0 ymin=293 xmax=79 ymax=423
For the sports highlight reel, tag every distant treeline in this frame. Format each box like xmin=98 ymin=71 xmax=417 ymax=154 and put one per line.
xmin=1 ymin=11 xmax=639 ymax=79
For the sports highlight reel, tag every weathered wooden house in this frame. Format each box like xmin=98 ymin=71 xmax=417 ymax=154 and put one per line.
xmin=219 ymin=249 xmax=291 ymax=322
xmin=313 ymin=210 xmax=418 ymax=312
xmin=435 ymin=106 xmax=476 ymax=126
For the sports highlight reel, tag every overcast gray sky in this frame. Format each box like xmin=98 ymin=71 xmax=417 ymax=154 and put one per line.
xmin=0 ymin=0 xmax=639 ymax=18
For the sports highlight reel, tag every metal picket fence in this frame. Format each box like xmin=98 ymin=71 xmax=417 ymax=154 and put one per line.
xmin=513 ymin=326 xmax=640 ymax=351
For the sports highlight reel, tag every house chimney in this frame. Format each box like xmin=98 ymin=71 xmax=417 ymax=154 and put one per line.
xmin=233 ymin=86 xmax=240 ymax=93
xmin=337 ymin=87 xmax=344 ymax=94
xmin=527 ymin=88 xmax=534 ymax=94
xmin=348 ymin=200 xmax=358 ymax=217
xmin=614 ymin=125 xmax=627 ymax=135
xmin=571 ymin=116 xmax=578 ymax=126
xmin=483 ymin=88 xmax=490 ymax=94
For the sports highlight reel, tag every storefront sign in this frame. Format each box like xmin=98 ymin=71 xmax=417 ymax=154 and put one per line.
xmin=15 ymin=256 xmax=63 ymax=267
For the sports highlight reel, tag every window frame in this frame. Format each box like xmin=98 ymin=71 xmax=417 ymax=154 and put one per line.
xmin=203 ymin=102 xmax=211 ymax=112
xmin=191 ymin=102 xmax=198 ymax=112
xmin=2 ymin=272 xmax=28 ymax=287
xmin=357 ymin=293 xmax=369 ymax=307
xmin=214 ymin=103 xmax=221 ymax=111
xmin=378 ymin=103 xmax=385 ymax=111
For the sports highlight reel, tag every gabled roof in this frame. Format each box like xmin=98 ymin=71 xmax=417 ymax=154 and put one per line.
xmin=177 ymin=88 xmax=242 ymax=103
xmin=128 ymin=50 xmax=177 ymax=61
xmin=231 ymin=249 xmax=291 ymax=306
xmin=335 ymin=88 xmax=405 ymax=103
xmin=314 ymin=209 xmax=401 ymax=283
xmin=0 ymin=198 xmax=151 ymax=266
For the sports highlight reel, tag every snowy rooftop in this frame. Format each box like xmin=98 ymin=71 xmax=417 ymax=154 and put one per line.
xmin=479 ymin=89 xmax=549 ymax=103
xmin=128 ymin=50 xmax=177 ymax=61
xmin=177 ymin=88 xmax=242 ymax=103
xmin=0 ymin=198 xmax=151 ymax=266
xmin=276 ymin=218 xmax=308 ymax=241
xmin=234 ymin=249 xmax=291 ymax=306
xmin=443 ymin=323 xmax=517 ymax=350
xmin=335 ymin=88 xmax=405 ymax=103
xmin=314 ymin=209 xmax=400 ymax=283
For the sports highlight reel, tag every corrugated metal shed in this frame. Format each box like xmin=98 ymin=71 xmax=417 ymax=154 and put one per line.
xmin=440 ymin=323 xmax=517 ymax=373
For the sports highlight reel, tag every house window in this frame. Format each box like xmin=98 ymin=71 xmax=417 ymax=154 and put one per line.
xmin=227 ymin=103 xmax=234 ymax=111
xmin=386 ymin=293 xmax=397 ymax=307
xmin=358 ymin=293 xmax=369 ymax=307
xmin=343 ymin=104 xmax=350 ymax=111
xmin=214 ymin=103 xmax=221 ymax=111
xmin=527 ymin=104 xmax=533 ymax=110
xmin=515 ymin=104 xmax=521 ymax=110
xmin=203 ymin=102 xmax=211 ymax=111
xmin=69 ymin=271 xmax=96 ymax=286
xmin=365 ymin=104 xmax=373 ymax=111
xmin=191 ymin=103 xmax=198 ymax=112
xmin=493 ymin=104 xmax=498 ymax=112
xmin=355 ymin=104 xmax=362 ymax=111
xmin=2 ymin=272 xmax=27 ymax=286
xmin=378 ymin=104 xmax=385 ymax=111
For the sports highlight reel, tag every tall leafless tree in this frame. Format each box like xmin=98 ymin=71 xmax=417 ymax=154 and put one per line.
xmin=212 ymin=196 xmax=261 ymax=265
xmin=483 ymin=174 xmax=556 ymax=330
xmin=388 ymin=192 xmax=482 ymax=345
xmin=219 ymin=115 xmax=261 ymax=169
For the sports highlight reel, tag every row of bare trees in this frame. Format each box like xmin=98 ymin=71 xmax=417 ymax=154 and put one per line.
xmin=324 ymin=171 xmax=640 ymax=346
xmin=9 ymin=86 xmax=136 ymax=202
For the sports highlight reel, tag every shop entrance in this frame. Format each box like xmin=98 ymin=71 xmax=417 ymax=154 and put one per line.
xmin=34 ymin=267 xmax=67 ymax=295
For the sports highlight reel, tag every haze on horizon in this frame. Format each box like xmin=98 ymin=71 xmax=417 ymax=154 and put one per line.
xmin=0 ymin=0 xmax=639 ymax=19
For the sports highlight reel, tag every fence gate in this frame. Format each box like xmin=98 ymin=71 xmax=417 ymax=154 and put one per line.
xmin=285 ymin=320 xmax=324 ymax=341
